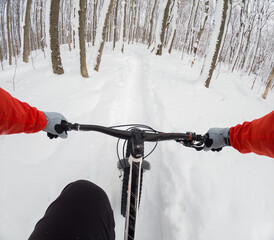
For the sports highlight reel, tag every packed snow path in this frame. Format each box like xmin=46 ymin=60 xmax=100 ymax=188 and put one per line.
xmin=0 ymin=45 xmax=274 ymax=240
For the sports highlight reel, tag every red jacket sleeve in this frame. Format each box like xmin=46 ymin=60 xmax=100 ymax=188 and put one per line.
xmin=229 ymin=111 xmax=274 ymax=158
xmin=0 ymin=88 xmax=47 ymax=134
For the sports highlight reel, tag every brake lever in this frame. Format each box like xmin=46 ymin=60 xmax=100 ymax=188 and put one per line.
xmin=176 ymin=133 xmax=207 ymax=151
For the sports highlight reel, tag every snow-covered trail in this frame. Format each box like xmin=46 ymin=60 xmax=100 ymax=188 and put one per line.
xmin=91 ymin=48 xmax=173 ymax=239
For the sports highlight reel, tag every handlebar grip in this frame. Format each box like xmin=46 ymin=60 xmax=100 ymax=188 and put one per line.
xmin=61 ymin=121 xmax=80 ymax=131
xmin=54 ymin=124 xmax=64 ymax=134
xmin=54 ymin=121 xmax=74 ymax=134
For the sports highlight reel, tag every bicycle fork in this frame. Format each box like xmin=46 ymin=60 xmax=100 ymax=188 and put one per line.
xmin=124 ymin=155 xmax=143 ymax=240
xmin=124 ymin=129 xmax=144 ymax=240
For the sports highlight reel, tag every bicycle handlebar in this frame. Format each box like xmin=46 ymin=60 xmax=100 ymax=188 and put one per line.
xmin=61 ymin=122 xmax=206 ymax=149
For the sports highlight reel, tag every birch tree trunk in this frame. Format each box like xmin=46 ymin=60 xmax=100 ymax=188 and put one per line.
xmin=191 ymin=0 xmax=209 ymax=66
xmin=16 ymin=0 xmax=21 ymax=52
xmin=40 ymin=0 xmax=45 ymax=57
xmin=50 ymin=0 xmax=64 ymax=74
xmin=72 ymin=1 xmax=80 ymax=50
xmin=94 ymin=0 xmax=115 ymax=71
xmin=168 ymin=29 xmax=176 ymax=54
xmin=79 ymin=0 xmax=88 ymax=78
xmin=23 ymin=0 xmax=32 ymax=63
xmin=217 ymin=0 xmax=232 ymax=65
xmin=92 ymin=0 xmax=98 ymax=46
xmin=6 ymin=0 xmax=12 ymax=65
xmin=121 ymin=0 xmax=127 ymax=53
xmin=188 ymin=0 xmax=200 ymax=54
xmin=156 ymin=0 xmax=172 ymax=55
xmin=113 ymin=0 xmax=119 ymax=50
xmin=204 ymin=0 xmax=229 ymax=88
xmin=45 ymin=0 xmax=51 ymax=49
xmin=231 ymin=0 xmax=246 ymax=73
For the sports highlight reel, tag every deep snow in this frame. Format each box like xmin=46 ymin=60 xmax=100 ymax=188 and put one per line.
xmin=0 ymin=45 xmax=274 ymax=240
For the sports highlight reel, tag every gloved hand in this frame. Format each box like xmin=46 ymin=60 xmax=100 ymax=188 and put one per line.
xmin=204 ymin=128 xmax=230 ymax=152
xmin=43 ymin=112 xmax=68 ymax=139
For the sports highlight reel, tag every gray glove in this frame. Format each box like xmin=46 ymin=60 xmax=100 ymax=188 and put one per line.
xmin=204 ymin=128 xmax=230 ymax=152
xmin=43 ymin=112 xmax=68 ymax=139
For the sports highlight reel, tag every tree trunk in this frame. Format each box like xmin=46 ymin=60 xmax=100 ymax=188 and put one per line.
xmin=191 ymin=0 xmax=209 ymax=67
xmin=94 ymin=0 xmax=115 ymax=71
xmin=231 ymin=0 xmax=245 ymax=73
xmin=6 ymin=0 xmax=12 ymax=65
xmin=205 ymin=0 xmax=228 ymax=88
xmin=113 ymin=0 xmax=119 ymax=50
xmin=50 ymin=0 xmax=64 ymax=74
xmin=79 ymin=0 xmax=89 ymax=78
xmin=23 ymin=0 xmax=32 ymax=63
xmin=1 ymin=6 xmax=7 ymax=62
xmin=16 ymin=0 xmax=21 ymax=55
xmin=183 ymin=0 xmax=196 ymax=53
xmin=217 ymin=0 xmax=232 ymax=65
xmin=148 ymin=0 xmax=157 ymax=49
xmin=121 ymin=0 xmax=127 ymax=53
xmin=168 ymin=29 xmax=176 ymax=54
xmin=262 ymin=67 xmax=274 ymax=99
xmin=128 ymin=0 xmax=135 ymax=44
xmin=40 ymin=0 xmax=45 ymax=57
xmin=248 ymin=6 xmax=263 ymax=76
xmin=156 ymin=0 xmax=172 ymax=56
xmin=92 ymin=0 xmax=98 ymax=46
xmin=188 ymin=0 xmax=200 ymax=54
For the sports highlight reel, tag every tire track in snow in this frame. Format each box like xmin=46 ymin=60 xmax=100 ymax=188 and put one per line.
xmin=142 ymin=53 xmax=204 ymax=239
xmin=138 ymin=55 xmax=182 ymax=240
xmin=101 ymin=49 xmax=167 ymax=240
xmin=89 ymin=49 xmax=191 ymax=239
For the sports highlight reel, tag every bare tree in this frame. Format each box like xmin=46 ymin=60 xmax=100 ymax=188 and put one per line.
xmin=0 ymin=3 xmax=7 ymax=66
xmin=204 ymin=0 xmax=229 ymax=88
xmin=92 ymin=0 xmax=98 ymax=46
xmin=156 ymin=0 xmax=172 ymax=55
xmin=6 ymin=0 xmax=12 ymax=65
xmin=148 ymin=0 xmax=157 ymax=49
xmin=23 ymin=0 xmax=32 ymax=63
xmin=182 ymin=0 xmax=197 ymax=53
xmin=50 ymin=0 xmax=64 ymax=74
xmin=191 ymin=0 xmax=209 ymax=66
xmin=94 ymin=0 xmax=115 ymax=71
xmin=121 ymin=0 xmax=127 ymax=53
xmin=79 ymin=0 xmax=89 ymax=78
xmin=40 ymin=0 xmax=45 ymax=57
xmin=113 ymin=0 xmax=119 ymax=50
xmin=231 ymin=0 xmax=246 ymax=72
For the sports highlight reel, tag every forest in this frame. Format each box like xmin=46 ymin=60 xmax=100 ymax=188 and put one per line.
xmin=0 ymin=0 xmax=273 ymax=98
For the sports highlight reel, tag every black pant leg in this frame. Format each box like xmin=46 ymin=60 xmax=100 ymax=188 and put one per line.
xmin=28 ymin=180 xmax=115 ymax=240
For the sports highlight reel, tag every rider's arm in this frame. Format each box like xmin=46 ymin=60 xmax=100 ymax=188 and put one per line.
xmin=0 ymin=88 xmax=47 ymax=134
xmin=204 ymin=111 xmax=274 ymax=158
xmin=229 ymin=111 xmax=274 ymax=158
xmin=0 ymin=88 xmax=67 ymax=138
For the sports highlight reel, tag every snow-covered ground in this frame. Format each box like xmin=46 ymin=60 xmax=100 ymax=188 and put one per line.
xmin=0 ymin=45 xmax=273 ymax=240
